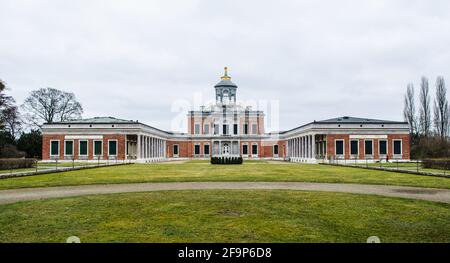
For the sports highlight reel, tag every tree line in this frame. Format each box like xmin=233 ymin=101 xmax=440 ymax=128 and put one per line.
xmin=0 ymin=79 xmax=83 ymax=158
xmin=403 ymin=76 xmax=450 ymax=158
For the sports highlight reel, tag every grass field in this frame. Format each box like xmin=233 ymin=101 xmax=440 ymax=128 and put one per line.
xmin=0 ymin=190 xmax=449 ymax=243
xmin=0 ymin=161 xmax=449 ymax=190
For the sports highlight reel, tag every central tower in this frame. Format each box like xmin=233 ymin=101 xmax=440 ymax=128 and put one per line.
xmin=215 ymin=67 xmax=237 ymax=104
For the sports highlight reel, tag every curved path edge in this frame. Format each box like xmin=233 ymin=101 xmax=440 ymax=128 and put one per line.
xmin=0 ymin=182 xmax=450 ymax=205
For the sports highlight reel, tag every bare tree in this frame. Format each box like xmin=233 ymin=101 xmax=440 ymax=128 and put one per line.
xmin=0 ymin=79 xmax=16 ymax=130
xmin=418 ymin=77 xmax=431 ymax=136
xmin=433 ymin=76 xmax=449 ymax=138
xmin=2 ymin=106 xmax=22 ymax=139
xmin=403 ymin=83 xmax=417 ymax=134
xmin=21 ymin=87 xmax=83 ymax=127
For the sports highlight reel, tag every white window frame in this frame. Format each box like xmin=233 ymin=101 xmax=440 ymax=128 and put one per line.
xmin=233 ymin=124 xmax=239 ymax=135
xmin=194 ymin=123 xmax=201 ymax=135
xmin=93 ymin=140 xmax=103 ymax=156
xmin=78 ymin=140 xmax=88 ymax=157
xmin=108 ymin=139 xmax=118 ymax=156
xmin=273 ymin=144 xmax=279 ymax=157
xmin=393 ymin=139 xmax=402 ymax=156
xmin=204 ymin=124 xmax=210 ymax=135
xmin=364 ymin=139 xmax=374 ymax=157
xmin=378 ymin=139 xmax=388 ymax=156
xmin=252 ymin=124 xmax=258 ymax=135
xmin=251 ymin=143 xmax=258 ymax=157
xmin=50 ymin=140 xmax=60 ymax=157
xmin=335 ymin=139 xmax=345 ymax=156
xmin=349 ymin=139 xmax=359 ymax=156
xmin=243 ymin=123 xmax=249 ymax=135
xmin=64 ymin=140 xmax=74 ymax=156
xmin=194 ymin=143 xmax=201 ymax=156
xmin=173 ymin=144 xmax=179 ymax=157
xmin=222 ymin=124 xmax=229 ymax=135
xmin=242 ymin=143 xmax=249 ymax=156
xmin=203 ymin=143 xmax=210 ymax=156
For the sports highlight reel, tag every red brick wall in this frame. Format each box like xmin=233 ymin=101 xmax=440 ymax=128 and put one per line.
xmin=327 ymin=134 xmax=350 ymax=159
xmin=326 ymin=134 xmax=410 ymax=160
xmin=42 ymin=134 xmax=126 ymax=160
xmin=388 ymin=134 xmax=410 ymax=160
xmin=167 ymin=141 xmax=192 ymax=158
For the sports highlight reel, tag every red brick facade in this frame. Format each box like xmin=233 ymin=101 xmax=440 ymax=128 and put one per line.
xmin=326 ymin=134 xmax=410 ymax=160
xmin=42 ymin=134 xmax=126 ymax=160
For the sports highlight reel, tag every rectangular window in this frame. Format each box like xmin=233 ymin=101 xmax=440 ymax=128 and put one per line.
xmin=350 ymin=140 xmax=358 ymax=155
xmin=243 ymin=124 xmax=249 ymax=135
xmin=393 ymin=140 xmax=402 ymax=155
xmin=94 ymin=140 xmax=103 ymax=156
xmin=108 ymin=140 xmax=117 ymax=156
xmin=335 ymin=140 xmax=344 ymax=155
xmin=365 ymin=140 xmax=373 ymax=155
xmin=50 ymin=141 xmax=59 ymax=156
xmin=214 ymin=124 xmax=219 ymax=135
xmin=204 ymin=144 xmax=210 ymax=155
xmin=194 ymin=124 xmax=200 ymax=135
xmin=173 ymin=145 xmax=179 ymax=155
xmin=273 ymin=145 xmax=279 ymax=155
xmin=204 ymin=124 xmax=209 ymax=134
xmin=379 ymin=140 xmax=387 ymax=155
xmin=65 ymin=140 xmax=73 ymax=156
xmin=242 ymin=144 xmax=248 ymax=155
xmin=252 ymin=144 xmax=258 ymax=155
xmin=222 ymin=124 xmax=228 ymax=135
xmin=252 ymin=124 xmax=257 ymax=135
xmin=233 ymin=124 xmax=238 ymax=135
xmin=194 ymin=145 xmax=200 ymax=155
xmin=79 ymin=140 xmax=88 ymax=156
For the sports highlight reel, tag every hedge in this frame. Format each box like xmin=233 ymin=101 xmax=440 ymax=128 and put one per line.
xmin=422 ymin=159 xmax=450 ymax=170
xmin=210 ymin=156 xmax=243 ymax=165
xmin=0 ymin=158 xmax=36 ymax=170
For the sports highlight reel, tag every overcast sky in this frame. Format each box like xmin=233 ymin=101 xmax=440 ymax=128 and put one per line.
xmin=1 ymin=0 xmax=449 ymax=132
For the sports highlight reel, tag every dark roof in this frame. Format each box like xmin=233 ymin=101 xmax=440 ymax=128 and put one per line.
xmin=214 ymin=79 xmax=237 ymax=87
xmin=46 ymin=117 xmax=173 ymax=134
xmin=316 ymin=116 xmax=406 ymax=124
xmin=281 ymin=116 xmax=408 ymax=134
xmin=50 ymin=117 xmax=137 ymax=124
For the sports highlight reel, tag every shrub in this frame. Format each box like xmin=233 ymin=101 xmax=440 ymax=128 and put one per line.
xmin=210 ymin=156 xmax=244 ymax=165
xmin=422 ymin=159 xmax=450 ymax=170
xmin=0 ymin=158 xmax=36 ymax=170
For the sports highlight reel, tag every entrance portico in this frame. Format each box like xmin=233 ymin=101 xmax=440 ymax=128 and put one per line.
xmin=212 ymin=140 xmax=240 ymax=156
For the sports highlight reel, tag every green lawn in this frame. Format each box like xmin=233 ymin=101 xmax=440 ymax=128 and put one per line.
xmin=355 ymin=162 xmax=450 ymax=174
xmin=0 ymin=161 xmax=449 ymax=190
xmin=0 ymin=190 xmax=448 ymax=242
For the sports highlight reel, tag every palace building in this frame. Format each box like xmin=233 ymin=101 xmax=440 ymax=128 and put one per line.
xmin=42 ymin=68 xmax=410 ymax=163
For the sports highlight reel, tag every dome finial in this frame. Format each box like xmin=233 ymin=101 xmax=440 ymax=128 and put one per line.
xmin=221 ymin=66 xmax=231 ymax=80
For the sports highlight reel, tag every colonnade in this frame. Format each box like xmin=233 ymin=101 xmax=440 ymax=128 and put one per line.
xmin=287 ymin=134 xmax=316 ymax=162
xmin=136 ymin=135 xmax=166 ymax=161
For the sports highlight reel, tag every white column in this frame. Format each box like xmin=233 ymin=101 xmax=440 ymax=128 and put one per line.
xmin=296 ymin=138 xmax=298 ymax=158
xmin=157 ymin=139 xmax=160 ymax=158
xmin=150 ymin=137 xmax=153 ymax=158
xmin=307 ymin=136 xmax=310 ymax=158
xmin=137 ymin=135 xmax=141 ymax=159
xmin=312 ymin=134 xmax=316 ymax=159
xmin=306 ymin=136 xmax=309 ymax=158
xmin=143 ymin=136 xmax=146 ymax=159
xmin=301 ymin=137 xmax=304 ymax=158
xmin=163 ymin=140 xmax=166 ymax=158
xmin=145 ymin=136 xmax=148 ymax=159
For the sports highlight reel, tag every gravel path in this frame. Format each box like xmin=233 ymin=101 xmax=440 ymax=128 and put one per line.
xmin=0 ymin=182 xmax=450 ymax=205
